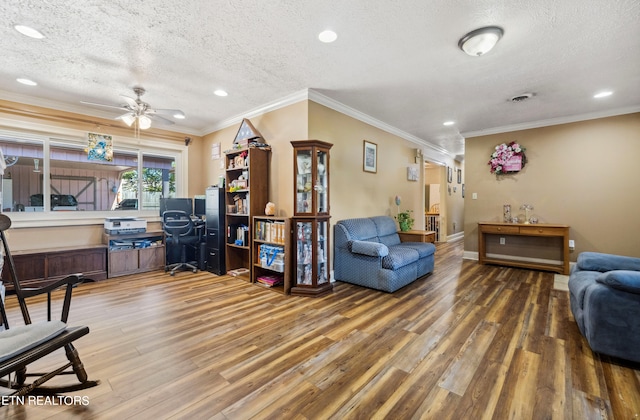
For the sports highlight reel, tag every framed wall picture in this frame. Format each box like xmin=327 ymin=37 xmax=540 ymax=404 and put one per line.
xmin=407 ymin=166 xmax=418 ymax=181
xmin=447 ymin=166 xmax=452 ymax=183
xmin=457 ymin=169 xmax=462 ymax=184
xmin=363 ymin=140 xmax=377 ymax=173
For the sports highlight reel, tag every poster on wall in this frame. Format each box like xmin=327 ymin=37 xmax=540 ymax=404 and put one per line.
xmin=87 ymin=133 xmax=113 ymax=162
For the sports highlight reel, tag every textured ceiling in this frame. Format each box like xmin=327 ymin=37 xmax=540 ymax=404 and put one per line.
xmin=1 ymin=0 xmax=639 ymax=159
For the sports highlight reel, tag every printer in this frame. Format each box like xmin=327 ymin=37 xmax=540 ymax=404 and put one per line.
xmin=104 ymin=217 xmax=147 ymax=234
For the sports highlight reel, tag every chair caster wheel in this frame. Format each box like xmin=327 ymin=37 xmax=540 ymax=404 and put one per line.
xmin=170 ymin=272 xmax=175 ymax=276
xmin=192 ymin=269 xmax=197 ymax=273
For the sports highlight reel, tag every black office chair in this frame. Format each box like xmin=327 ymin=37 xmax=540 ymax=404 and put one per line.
xmin=162 ymin=210 xmax=200 ymax=276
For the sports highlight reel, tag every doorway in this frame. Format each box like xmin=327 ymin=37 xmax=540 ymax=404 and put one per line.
xmin=424 ymin=162 xmax=444 ymax=241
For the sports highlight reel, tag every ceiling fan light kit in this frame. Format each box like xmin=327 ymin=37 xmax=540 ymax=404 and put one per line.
xmin=81 ymin=86 xmax=185 ymax=130
xmin=458 ymin=26 xmax=504 ymax=56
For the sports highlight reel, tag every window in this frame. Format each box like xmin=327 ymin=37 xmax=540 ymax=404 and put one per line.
xmin=0 ymin=137 xmax=44 ymax=212
xmin=0 ymin=131 xmax=183 ymax=219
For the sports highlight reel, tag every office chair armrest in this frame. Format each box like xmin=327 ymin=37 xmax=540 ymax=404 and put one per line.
xmin=19 ymin=274 xmax=84 ymax=323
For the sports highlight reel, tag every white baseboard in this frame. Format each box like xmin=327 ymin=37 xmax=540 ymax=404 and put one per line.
xmin=446 ymin=232 xmax=464 ymax=242
xmin=463 ymin=251 xmax=479 ymax=261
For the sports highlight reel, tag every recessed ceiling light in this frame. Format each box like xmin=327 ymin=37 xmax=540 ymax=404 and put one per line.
xmin=14 ymin=25 xmax=45 ymax=39
xmin=16 ymin=78 xmax=37 ymax=86
xmin=173 ymin=112 xmax=186 ymax=119
xmin=443 ymin=121 xmax=455 ymax=126
xmin=214 ymin=89 xmax=228 ymax=97
xmin=318 ymin=30 xmax=337 ymax=43
xmin=593 ymin=91 xmax=613 ymax=98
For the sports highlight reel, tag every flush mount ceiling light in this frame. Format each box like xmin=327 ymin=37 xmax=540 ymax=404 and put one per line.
xmin=458 ymin=26 xmax=504 ymax=56
xmin=318 ymin=30 xmax=337 ymax=43
xmin=14 ymin=24 xmax=45 ymax=39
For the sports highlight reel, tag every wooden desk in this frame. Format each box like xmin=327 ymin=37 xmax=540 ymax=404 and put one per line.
xmin=398 ymin=230 xmax=436 ymax=243
xmin=478 ymin=222 xmax=570 ymax=274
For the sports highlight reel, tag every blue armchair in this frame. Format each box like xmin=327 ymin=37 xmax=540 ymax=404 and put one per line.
xmin=334 ymin=216 xmax=435 ymax=292
xmin=568 ymin=252 xmax=640 ymax=363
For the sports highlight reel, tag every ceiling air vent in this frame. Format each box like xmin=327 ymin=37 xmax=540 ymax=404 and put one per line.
xmin=510 ymin=93 xmax=534 ymax=102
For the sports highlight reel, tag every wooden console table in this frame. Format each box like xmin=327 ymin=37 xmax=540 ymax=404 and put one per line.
xmin=478 ymin=222 xmax=570 ymax=274
xmin=398 ymin=230 xmax=437 ymax=243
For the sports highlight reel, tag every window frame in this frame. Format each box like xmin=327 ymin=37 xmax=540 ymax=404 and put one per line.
xmin=0 ymin=127 xmax=188 ymax=228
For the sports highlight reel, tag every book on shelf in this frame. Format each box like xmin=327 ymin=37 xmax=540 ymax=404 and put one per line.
xmin=256 ymin=275 xmax=283 ymax=287
xmin=255 ymin=220 xmax=286 ymax=244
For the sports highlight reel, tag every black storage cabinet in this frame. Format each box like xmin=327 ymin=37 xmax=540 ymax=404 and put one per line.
xmin=205 ymin=186 xmax=226 ymax=275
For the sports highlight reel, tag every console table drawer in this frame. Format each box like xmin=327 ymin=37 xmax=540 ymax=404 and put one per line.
xmin=480 ymin=225 xmax=520 ymax=234
xmin=519 ymin=226 xmax=564 ymax=236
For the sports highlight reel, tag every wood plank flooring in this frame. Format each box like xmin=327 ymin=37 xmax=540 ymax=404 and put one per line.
xmin=2 ymin=240 xmax=639 ymax=419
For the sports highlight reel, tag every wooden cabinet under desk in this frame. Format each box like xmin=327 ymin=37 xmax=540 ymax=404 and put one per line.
xmin=478 ymin=222 xmax=570 ymax=275
xmin=102 ymin=231 xmax=165 ymax=278
xmin=2 ymin=245 xmax=108 ymax=291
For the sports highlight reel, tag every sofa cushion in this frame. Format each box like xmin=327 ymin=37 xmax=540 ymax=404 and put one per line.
xmin=337 ymin=218 xmax=379 ymax=242
xmin=371 ymin=216 xmax=401 ymax=247
xmin=596 ymin=270 xmax=640 ymax=294
xmin=577 ymin=252 xmax=640 ymax=272
xmin=396 ymin=242 xmax=436 ymax=258
xmin=382 ymin=246 xmax=419 ymax=270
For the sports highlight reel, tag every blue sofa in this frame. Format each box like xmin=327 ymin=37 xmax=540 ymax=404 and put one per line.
xmin=333 ymin=216 xmax=436 ymax=292
xmin=568 ymin=252 xmax=640 ymax=363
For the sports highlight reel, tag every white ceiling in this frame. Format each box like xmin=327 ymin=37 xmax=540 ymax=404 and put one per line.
xmin=1 ymin=0 xmax=639 ymax=159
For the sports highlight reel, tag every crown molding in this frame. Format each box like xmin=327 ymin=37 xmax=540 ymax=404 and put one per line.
xmin=200 ymin=88 xmax=456 ymax=160
xmin=307 ymin=89 xmax=454 ymax=159
xmin=201 ymin=89 xmax=310 ymax=135
xmin=462 ymin=105 xmax=640 ymax=138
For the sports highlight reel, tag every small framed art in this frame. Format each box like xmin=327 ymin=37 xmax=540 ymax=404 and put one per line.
xmin=363 ymin=140 xmax=377 ymax=173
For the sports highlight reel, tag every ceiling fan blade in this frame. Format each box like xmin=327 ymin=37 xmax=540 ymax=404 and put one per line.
xmin=147 ymin=108 xmax=184 ymax=116
xmin=149 ymin=114 xmax=175 ymax=125
xmin=81 ymin=100 xmax=127 ymax=111
xmin=120 ymin=95 xmax=138 ymax=109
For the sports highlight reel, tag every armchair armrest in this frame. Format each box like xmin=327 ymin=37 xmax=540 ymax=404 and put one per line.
xmin=596 ymin=270 xmax=640 ymax=294
xmin=577 ymin=252 xmax=640 ymax=273
xmin=351 ymin=240 xmax=389 ymax=257
xmin=19 ymin=273 xmax=84 ymax=298
xmin=19 ymin=274 xmax=84 ymax=323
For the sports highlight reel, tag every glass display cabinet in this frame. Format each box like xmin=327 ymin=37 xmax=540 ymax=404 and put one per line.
xmin=290 ymin=140 xmax=333 ymax=296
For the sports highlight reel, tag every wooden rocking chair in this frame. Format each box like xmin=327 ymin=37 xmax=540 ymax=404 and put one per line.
xmin=0 ymin=214 xmax=99 ymax=399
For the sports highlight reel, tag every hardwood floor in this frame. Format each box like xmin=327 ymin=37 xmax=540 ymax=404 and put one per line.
xmin=2 ymin=240 xmax=639 ymax=419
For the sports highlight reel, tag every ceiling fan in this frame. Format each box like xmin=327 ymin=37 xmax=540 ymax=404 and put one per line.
xmin=81 ymin=86 xmax=185 ymax=130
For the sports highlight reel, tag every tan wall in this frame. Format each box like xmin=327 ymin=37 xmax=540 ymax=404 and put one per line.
xmin=463 ymin=112 xmax=640 ymax=259
xmin=201 ymin=101 xmax=309 ymax=217
xmin=308 ymin=101 xmax=425 ymax=228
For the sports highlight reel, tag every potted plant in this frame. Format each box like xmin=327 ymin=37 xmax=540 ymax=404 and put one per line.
xmin=395 ymin=210 xmax=414 ymax=232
